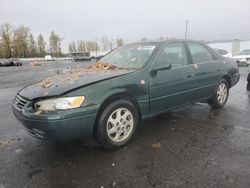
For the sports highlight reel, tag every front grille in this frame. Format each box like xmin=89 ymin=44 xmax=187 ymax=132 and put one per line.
xmin=13 ymin=94 xmax=29 ymax=111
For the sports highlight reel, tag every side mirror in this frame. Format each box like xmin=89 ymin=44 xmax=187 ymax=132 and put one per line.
xmin=150 ymin=64 xmax=172 ymax=75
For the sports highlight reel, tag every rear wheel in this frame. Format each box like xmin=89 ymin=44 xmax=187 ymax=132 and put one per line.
xmin=96 ymin=99 xmax=138 ymax=149
xmin=208 ymin=79 xmax=229 ymax=108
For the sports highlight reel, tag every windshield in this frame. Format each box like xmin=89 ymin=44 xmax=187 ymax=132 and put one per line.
xmin=239 ymin=50 xmax=250 ymax=55
xmin=98 ymin=44 xmax=157 ymax=69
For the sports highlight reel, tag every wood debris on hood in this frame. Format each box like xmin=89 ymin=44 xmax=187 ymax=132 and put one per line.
xmin=40 ymin=78 xmax=53 ymax=89
xmin=35 ymin=62 xmax=132 ymax=89
xmin=89 ymin=62 xmax=117 ymax=70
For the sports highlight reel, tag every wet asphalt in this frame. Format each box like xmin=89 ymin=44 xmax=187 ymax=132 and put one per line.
xmin=0 ymin=61 xmax=250 ymax=188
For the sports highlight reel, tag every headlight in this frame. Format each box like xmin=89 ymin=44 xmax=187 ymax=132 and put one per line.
xmin=35 ymin=96 xmax=85 ymax=112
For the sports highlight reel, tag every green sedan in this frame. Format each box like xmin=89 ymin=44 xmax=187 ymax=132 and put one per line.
xmin=12 ymin=40 xmax=240 ymax=149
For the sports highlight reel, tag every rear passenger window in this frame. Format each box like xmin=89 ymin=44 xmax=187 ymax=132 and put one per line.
xmin=155 ymin=43 xmax=188 ymax=68
xmin=187 ymin=43 xmax=215 ymax=64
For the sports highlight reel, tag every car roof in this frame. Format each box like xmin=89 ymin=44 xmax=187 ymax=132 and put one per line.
xmin=129 ymin=39 xmax=206 ymax=46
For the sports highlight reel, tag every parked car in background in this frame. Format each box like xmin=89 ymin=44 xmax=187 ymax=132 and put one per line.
xmin=233 ymin=49 xmax=250 ymax=67
xmin=214 ymin=49 xmax=233 ymax=58
xmin=0 ymin=59 xmax=9 ymax=66
xmin=0 ymin=59 xmax=22 ymax=66
xmin=12 ymin=40 xmax=240 ymax=149
xmin=9 ymin=58 xmax=22 ymax=66
xmin=78 ymin=56 xmax=92 ymax=61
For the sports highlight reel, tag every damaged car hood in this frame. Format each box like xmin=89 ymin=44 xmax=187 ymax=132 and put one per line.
xmin=19 ymin=67 xmax=135 ymax=100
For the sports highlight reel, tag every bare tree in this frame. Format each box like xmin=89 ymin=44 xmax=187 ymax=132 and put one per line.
xmin=49 ymin=31 xmax=57 ymax=56
xmin=108 ymin=38 xmax=114 ymax=50
xmin=28 ymin=34 xmax=37 ymax=57
xmin=37 ymin=34 xmax=46 ymax=57
xmin=116 ymin=38 xmax=124 ymax=47
xmin=84 ymin=41 xmax=99 ymax=51
xmin=68 ymin=41 xmax=77 ymax=53
xmin=13 ymin=25 xmax=30 ymax=58
xmin=93 ymin=40 xmax=100 ymax=51
xmin=68 ymin=40 xmax=100 ymax=53
xmin=0 ymin=23 xmax=13 ymax=58
xmin=85 ymin=41 xmax=93 ymax=51
xmin=77 ymin=40 xmax=86 ymax=52
xmin=101 ymin=36 xmax=109 ymax=50
xmin=0 ymin=39 xmax=2 ymax=58
xmin=49 ymin=31 xmax=63 ymax=57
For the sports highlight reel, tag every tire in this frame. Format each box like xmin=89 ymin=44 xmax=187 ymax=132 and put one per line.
xmin=208 ymin=79 xmax=229 ymax=108
xmin=96 ymin=99 xmax=138 ymax=149
xmin=247 ymin=72 xmax=250 ymax=82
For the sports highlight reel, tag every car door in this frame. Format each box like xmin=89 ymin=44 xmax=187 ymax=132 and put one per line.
xmin=149 ymin=42 xmax=196 ymax=114
xmin=185 ymin=42 xmax=222 ymax=100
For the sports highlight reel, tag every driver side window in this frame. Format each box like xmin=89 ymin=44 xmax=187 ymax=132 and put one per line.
xmin=154 ymin=43 xmax=188 ymax=68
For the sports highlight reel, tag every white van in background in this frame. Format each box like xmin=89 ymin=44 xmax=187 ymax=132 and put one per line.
xmin=44 ymin=55 xmax=52 ymax=61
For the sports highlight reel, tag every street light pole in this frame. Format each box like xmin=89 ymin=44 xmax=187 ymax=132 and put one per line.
xmin=185 ymin=20 xmax=189 ymax=39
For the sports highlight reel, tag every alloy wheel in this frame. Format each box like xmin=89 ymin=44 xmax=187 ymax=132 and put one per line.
xmin=217 ymin=83 xmax=228 ymax=104
xmin=106 ymin=108 xmax=134 ymax=143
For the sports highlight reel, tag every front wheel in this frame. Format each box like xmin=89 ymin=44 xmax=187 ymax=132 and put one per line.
xmin=95 ymin=99 xmax=138 ymax=149
xmin=208 ymin=79 xmax=229 ymax=108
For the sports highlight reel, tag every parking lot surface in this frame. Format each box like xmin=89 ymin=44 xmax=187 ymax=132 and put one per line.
xmin=0 ymin=61 xmax=250 ymax=188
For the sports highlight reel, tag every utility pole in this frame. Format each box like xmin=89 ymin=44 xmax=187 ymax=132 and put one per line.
xmin=185 ymin=20 xmax=189 ymax=39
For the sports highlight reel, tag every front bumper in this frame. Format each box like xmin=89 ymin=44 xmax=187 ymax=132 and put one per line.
xmin=12 ymin=102 xmax=98 ymax=141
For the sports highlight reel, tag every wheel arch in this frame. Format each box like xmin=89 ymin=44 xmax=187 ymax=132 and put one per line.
xmin=222 ymin=74 xmax=231 ymax=88
xmin=93 ymin=91 xmax=142 ymax=136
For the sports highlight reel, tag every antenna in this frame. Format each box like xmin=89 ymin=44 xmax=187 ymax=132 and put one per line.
xmin=185 ymin=20 xmax=189 ymax=39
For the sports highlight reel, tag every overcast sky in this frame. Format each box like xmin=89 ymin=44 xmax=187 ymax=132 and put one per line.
xmin=1 ymin=0 xmax=250 ymax=52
